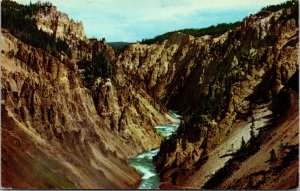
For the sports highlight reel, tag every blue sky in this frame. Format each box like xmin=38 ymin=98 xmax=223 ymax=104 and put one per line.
xmin=16 ymin=0 xmax=287 ymax=42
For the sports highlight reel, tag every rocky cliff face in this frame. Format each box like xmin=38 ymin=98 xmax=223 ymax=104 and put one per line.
xmin=1 ymin=27 xmax=171 ymax=188
xmin=35 ymin=6 xmax=86 ymax=40
xmin=34 ymin=5 xmax=114 ymax=61
xmin=150 ymin=7 xmax=298 ymax=189
xmin=1 ymin=30 xmax=132 ymax=188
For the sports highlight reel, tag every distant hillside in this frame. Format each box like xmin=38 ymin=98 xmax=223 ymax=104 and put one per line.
xmin=107 ymin=42 xmax=133 ymax=50
xmin=140 ymin=22 xmax=241 ymax=45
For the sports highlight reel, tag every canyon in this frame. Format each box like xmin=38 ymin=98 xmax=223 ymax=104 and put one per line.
xmin=1 ymin=0 xmax=298 ymax=189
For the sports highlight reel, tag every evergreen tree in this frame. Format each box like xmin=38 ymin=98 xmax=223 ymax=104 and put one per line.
xmin=241 ymin=136 xmax=246 ymax=149
xmin=250 ymin=116 xmax=255 ymax=140
xmin=84 ymin=51 xmax=115 ymax=88
xmin=268 ymin=149 xmax=278 ymax=163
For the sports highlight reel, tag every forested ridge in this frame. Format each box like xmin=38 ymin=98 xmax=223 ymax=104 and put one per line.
xmin=141 ymin=0 xmax=298 ymax=45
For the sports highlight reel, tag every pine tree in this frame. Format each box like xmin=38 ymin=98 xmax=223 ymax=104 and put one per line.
xmin=269 ymin=149 xmax=277 ymax=163
xmin=241 ymin=136 xmax=246 ymax=149
xmin=250 ymin=116 xmax=255 ymax=140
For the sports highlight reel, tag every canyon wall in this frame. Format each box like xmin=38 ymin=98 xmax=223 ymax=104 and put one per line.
xmin=151 ymin=7 xmax=299 ymax=189
xmin=1 ymin=25 xmax=171 ymax=188
xmin=1 ymin=30 xmax=133 ymax=188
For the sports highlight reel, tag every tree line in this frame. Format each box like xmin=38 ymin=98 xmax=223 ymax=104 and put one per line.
xmin=141 ymin=0 xmax=298 ymax=45
xmin=141 ymin=22 xmax=241 ymax=45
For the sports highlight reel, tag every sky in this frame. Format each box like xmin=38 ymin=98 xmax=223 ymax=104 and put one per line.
xmin=15 ymin=0 xmax=287 ymax=42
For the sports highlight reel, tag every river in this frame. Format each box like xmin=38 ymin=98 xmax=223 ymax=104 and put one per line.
xmin=128 ymin=111 xmax=181 ymax=189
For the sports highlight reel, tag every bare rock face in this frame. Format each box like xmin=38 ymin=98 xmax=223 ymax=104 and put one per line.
xmin=35 ymin=6 xmax=86 ymax=41
xmin=1 ymin=29 xmax=170 ymax=188
xmin=116 ymin=32 xmax=197 ymax=104
xmin=1 ymin=31 xmax=136 ymax=188
xmin=91 ymin=76 xmax=170 ymax=156
xmin=34 ymin=5 xmax=88 ymax=60
xmin=34 ymin=5 xmax=115 ymax=61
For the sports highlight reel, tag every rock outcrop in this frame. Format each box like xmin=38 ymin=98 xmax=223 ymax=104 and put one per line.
xmin=34 ymin=5 xmax=115 ymax=62
xmin=35 ymin=6 xmax=86 ymax=40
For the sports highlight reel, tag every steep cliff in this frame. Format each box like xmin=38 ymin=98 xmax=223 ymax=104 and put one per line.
xmin=1 ymin=30 xmax=137 ymax=188
xmin=35 ymin=6 xmax=86 ymax=40
xmin=151 ymin=6 xmax=298 ymax=189
xmin=1 ymin=23 xmax=171 ymax=188
xmin=33 ymin=4 xmax=115 ymax=62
